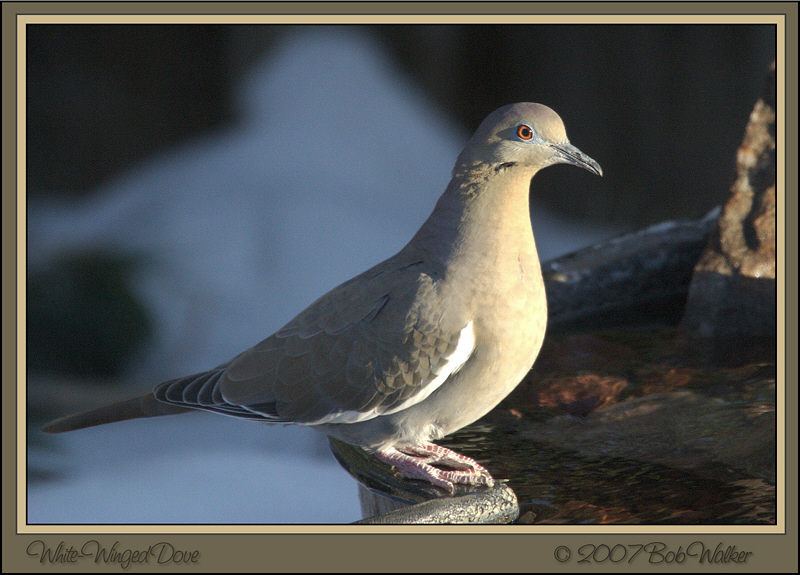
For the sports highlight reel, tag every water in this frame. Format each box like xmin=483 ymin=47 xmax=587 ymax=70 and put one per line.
xmin=441 ymin=327 xmax=777 ymax=525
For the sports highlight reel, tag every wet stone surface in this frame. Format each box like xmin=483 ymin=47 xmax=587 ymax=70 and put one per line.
xmin=441 ymin=326 xmax=776 ymax=525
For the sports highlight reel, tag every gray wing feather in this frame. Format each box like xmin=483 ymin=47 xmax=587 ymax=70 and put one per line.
xmin=153 ymin=256 xmax=467 ymax=425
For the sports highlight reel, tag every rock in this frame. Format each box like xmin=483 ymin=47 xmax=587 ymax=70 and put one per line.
xmin=353 ymin=483 xmax=519 ymax=525
xmin=543 ymin=214 xmax=715 ymax=331
xmin=681 ymin=62 xmax=776 ymax=337
xmin=532 ymin=374 xmax=629 ymax=418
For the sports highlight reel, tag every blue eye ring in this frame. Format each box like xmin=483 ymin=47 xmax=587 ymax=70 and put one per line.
xmin=516 ymin=124 xmax=534 ymax=140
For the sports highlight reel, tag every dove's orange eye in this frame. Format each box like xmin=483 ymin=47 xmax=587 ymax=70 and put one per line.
xmin=516 ymin=124 xmax=534 ymax=140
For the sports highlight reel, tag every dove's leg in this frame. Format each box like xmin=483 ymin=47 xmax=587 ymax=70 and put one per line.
xmin=376 ymin=442 xmax=494 ymax=493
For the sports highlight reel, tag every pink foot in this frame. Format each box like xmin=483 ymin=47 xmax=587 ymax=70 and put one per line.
xmin=376 ymin=443 xmax=494 ymax=493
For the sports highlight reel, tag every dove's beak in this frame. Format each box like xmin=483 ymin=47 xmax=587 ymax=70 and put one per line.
xmin=552 ymin=142 xmax=603 ymax=177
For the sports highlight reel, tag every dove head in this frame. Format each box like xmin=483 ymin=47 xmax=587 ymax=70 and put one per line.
xmin=454 ymin=102 xmax=602 ymax=177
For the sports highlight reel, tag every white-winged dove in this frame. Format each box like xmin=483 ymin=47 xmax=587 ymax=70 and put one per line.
xmin=43 ymin=103 xmax=602 ymax=492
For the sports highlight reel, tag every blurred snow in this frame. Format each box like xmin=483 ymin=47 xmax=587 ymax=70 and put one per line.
xmin=27 ymin=26 xmax=617 ymax=525
xmin=29 ymin=412 xmax=357 ymax=524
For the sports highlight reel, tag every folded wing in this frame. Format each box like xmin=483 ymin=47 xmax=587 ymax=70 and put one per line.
xmin=155 ymin=258 xmax=473 ymax=426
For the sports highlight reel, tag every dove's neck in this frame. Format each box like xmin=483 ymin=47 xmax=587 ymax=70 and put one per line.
xmin=410 ymin=164 xmax=539 ymax=271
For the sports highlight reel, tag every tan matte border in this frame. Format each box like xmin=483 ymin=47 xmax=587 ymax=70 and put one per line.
xmin=4 ymin=1 xmax=796 ymax=573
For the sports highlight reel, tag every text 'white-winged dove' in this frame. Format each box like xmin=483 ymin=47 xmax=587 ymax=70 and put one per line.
xmin=43 ymin=103 xmax=602 ymax=492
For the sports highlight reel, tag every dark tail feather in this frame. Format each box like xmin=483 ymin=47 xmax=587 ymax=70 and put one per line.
xmin=41 ymin=393 xmax=192 ymax=433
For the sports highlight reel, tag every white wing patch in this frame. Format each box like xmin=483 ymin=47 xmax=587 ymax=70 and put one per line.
xmin=303 ymin=321 xmax=475 ymax=425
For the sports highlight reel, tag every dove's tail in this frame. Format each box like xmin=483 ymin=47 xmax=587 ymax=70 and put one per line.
xmin=41 ymin=393 xmax=192 ymax=433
